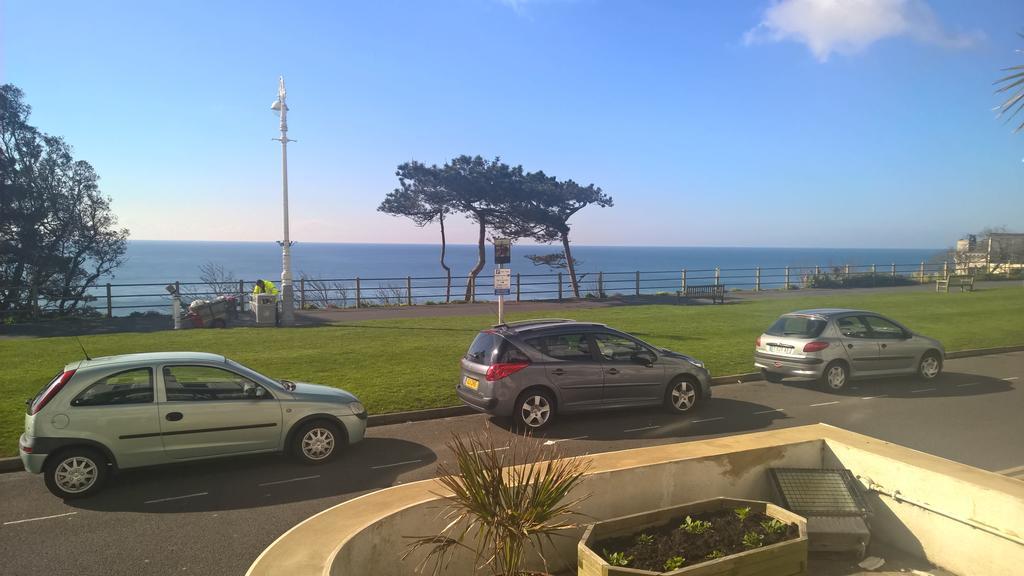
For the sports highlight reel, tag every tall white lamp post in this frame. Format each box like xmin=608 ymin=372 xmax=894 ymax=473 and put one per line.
xmin=271 ymin=76 xmax=295 ymax=326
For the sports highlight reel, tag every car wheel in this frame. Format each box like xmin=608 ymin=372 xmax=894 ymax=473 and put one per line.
xmin=819 ymin=361 xmax=849 ymax=392
xmin=665 ymin=376 xmax=701 ymax=413
xmin=515 ymin=390 xmax=555 ymax=430
xmin=293 ymin=421 xmax=342 ymax=464
xmin=44 ymin=448 xmax=108 ymax=499
xmin=761 ymin=369 xmax=784 ymax=383
xmin=918 ymin=352 xmax=942 ymax=380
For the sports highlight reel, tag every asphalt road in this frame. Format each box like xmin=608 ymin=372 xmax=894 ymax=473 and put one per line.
xmin=0 ymin=352 xmax=1021 ymax=576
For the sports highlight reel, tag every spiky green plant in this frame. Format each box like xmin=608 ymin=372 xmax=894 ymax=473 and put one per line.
xmin=663 ymin=556 xmax=685 ymax=571
xmin=761 ymin=518 xmax=787 ymax=535
xmin=605 ymin=550 xmax=632 ymax=567
xmin=404 ymin=426 xmax=591 ymax=575
xmin=742 ymin=531 xmax=765 ymax=548
xmin=705 ymin=550 xmax=725 ymax=560
xmin=679 ymin=515 xmax=712 ymax=534
xmin=995 ymin=32 xmax=1024 ymax=133
xmin=734 ymin=507 xmax=751 ymax=522
xmin=635 ymin=533 xmax=655 ymax=546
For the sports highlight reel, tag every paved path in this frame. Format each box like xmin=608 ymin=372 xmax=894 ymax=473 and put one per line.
xmin=0 ymin=352 xmax=1020 ymax=576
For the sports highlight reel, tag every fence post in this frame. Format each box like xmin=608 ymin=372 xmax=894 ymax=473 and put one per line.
xmin=784 ymin=266 xmax=790 ymax=290
xmin=105 ymin=283 xmax=112 ymax=318
xmin=815 ymin=265 xmax=821 ymax=277
xmin=844 ymin=264 xmax=850 ymax=278
xmin=355 ymin=277 xmax=361 ymax=308
xmin=681 ymin=269 xmax=687 ymax=292
xmin=598 ymin=271 xmax=604 ymax=298
xmin=871 ymin=264 xmax=877 ymax=287
xmin=558 ymin=273 xmax=564 ymax=301
xmin=30 ymin=285 xmax=38 ymax=320
xmin=238 ymin=280 xmax=245 ymax=310
xmin=299 ymin=278 xmax=306 ymax=310
xmin=943 ymin=261 xmax=948 ymax=277
xmin=470 ymin=276 xmax=476 ymax=303
xmin=755 ymin=267 xmax=761 ymax=291
xmin=715 ymin=266 xmax=721 ymax=285
xmin=891 ymin=263 xmax=896 ymax=281
xmin=919 ymin=261 xmax=925 ymax=283
xmin=635 ymin=271 xmax=641 ymax=296
xmin=406 ymin=276 xmax=412 ymax=306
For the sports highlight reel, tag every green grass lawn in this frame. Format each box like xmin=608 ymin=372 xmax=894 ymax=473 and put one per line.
xmin=2 ymin=287 xmax=1022 ymax=457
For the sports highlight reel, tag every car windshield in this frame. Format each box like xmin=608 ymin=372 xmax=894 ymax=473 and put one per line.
xmin=765 ymin=316 xmax=827 ymax=338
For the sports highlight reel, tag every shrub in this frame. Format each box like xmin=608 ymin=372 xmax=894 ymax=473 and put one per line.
xmin=679 ymin=515 xmax=712 ymax=534
xmin=664 ymin=556 xmax=685 ymax=571
xmin=734 ymin=507 xmax=751 ymax=522
xmin=605 ymin=550 xmax=632 ymax=567
xmin=742 ymin=531 xmax=764 ymax=548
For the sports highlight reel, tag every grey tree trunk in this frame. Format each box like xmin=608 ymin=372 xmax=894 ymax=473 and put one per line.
xmin=561 ymin=232 xmax=581 ymax=298
xmin=438 ymin=213 xmax=452 ymax=303
xmin=464 ymin=217 xmax=486 ymax=302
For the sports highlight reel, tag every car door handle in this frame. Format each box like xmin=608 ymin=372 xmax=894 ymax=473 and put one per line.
xmin=165 ymin=412 xmax=183 ymax=422
xmin=881 ymin=343 xmax=888 ymax=349
xmin=847 ymin=344 xmax=854 ymax=349
xmin=606 ymin=368 xmax=620 ymax=375
xmin=551 ymin=369 xmax=566 ymax=376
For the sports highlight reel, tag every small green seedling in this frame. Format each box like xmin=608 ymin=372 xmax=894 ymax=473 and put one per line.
xmin=604 ymin=550 xmax=632 ymax=567
xmin=679 ymin=515 xmax=712 ymax=534
xmin=742 ymin=531 xmax=764 ymax=548
xmin=734 ymin=506 xmax=752 ymax=522
xmin=705 ymin=550 xmax=725 ymax=560
xmin=635 ymin=533 xmax=655 ymax=546
xmin=663 ymin=556 xmax=686 ymax=571
xmin=761 ymin=518 xmax=787 ymax=535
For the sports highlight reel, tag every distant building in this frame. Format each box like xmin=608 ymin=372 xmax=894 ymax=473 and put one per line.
xmin=954 ymin=232 xmax=1024 ymax=274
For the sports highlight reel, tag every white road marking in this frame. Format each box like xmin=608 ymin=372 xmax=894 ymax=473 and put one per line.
xmin=144 ymin=492 xmax=208 ymax=504
xmin=996 ymin=464 xmax=1024 ymax=478
xmin=691 ymin=417 xmax=725 ymax=423
xmin=753 ymin=408 xmax=785 ymax=415
xmin=370 ymin=459 xmax=422 ymax=470
xmin=3 ymin=511 xmax=78 ymax=526
xmin=543 ymin=436 xmax=589 ymax=445
xmin=956 ymin=382 xmax=980 ymax=388
xmin=861 ymin=395 xmax=888 ymax=400
xmin=810 ymin=401 xmax=840 ymax=407
xmin=911 ymin=388 xmax=936 ymax=394
xmin=257 ymin=475 xmax=320 ymax=487
xmin=1005 ymin=377 xmax=1019 ymax=381
xmin=623 ymin=425 xmax=660 ymax=433
xmin=472 ymin=446 xmax=509 ymax=454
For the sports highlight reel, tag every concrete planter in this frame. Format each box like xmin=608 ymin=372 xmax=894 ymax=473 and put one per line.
xmin=577 ymin=497 xmax=807 ymax=576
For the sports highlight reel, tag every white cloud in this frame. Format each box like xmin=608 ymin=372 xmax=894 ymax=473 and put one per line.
xmin=745 ymin=0 xmax=981 ymax=62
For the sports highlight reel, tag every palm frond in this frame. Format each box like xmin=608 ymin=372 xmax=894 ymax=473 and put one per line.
xmin=995 ymin=33 xmax=1024 ymax=134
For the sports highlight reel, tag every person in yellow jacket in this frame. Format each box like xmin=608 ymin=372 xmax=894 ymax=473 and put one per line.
xmin=253 ymin=279 xmax=279 ymax=295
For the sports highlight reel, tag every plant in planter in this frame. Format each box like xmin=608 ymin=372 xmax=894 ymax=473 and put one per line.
xmin=405 ymin=427 xmax=591 ymax=576
xmin=578 ymin=498 xmax=807 ymax=576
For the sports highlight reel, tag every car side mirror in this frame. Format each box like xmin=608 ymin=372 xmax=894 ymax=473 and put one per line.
xmin=255 ymin=387 xmax=267 ymax=399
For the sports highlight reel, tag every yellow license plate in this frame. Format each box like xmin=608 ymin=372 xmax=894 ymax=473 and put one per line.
xmin=464 ymin=377 xmax=479 ymax=390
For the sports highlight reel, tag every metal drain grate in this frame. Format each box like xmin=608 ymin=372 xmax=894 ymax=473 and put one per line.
xmin=769 ymin=468 xmax=870 ymax=517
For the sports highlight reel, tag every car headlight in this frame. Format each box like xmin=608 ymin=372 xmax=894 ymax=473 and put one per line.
xmin=690 ymin=358 xmax=705 ymax=369
xmin=347 ymin=401 xmax=365 ymax=416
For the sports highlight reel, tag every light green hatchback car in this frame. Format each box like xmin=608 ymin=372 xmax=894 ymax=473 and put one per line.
xmin=20 ymin=352 xmax=367 ymax=498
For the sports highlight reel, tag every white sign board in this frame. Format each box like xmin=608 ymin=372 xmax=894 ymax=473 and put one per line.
xmin=494 ymin=268 xmax=511 ymax=294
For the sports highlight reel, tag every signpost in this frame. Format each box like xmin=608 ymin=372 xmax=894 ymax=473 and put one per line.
xmin=494 ymin=239 xmax=511 ymax=324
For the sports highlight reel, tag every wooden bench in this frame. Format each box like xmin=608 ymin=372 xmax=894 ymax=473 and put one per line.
xmin=676 ymin=284 xmax=726 ymax=304
xmin=936 ymin=275 xmax=975 ymax=293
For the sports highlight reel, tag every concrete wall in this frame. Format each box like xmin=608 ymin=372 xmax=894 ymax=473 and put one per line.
xmin=331 ymin=441 xmax=823 ymax=575
xmin=824 ymin=440 xmax=1024 ymax=576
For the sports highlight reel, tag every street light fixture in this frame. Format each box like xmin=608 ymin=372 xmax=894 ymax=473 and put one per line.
xmin=271 ymin=76 xmax=295 ymax=326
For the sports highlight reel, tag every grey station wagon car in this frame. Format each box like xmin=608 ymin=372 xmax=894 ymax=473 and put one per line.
xmin=20 ymin=352 xmax=367 ymax=498
xmin=457 ymin=319 xmax=711 ymax=429
xmin=755 ymin=309 xmax=945 ymax=391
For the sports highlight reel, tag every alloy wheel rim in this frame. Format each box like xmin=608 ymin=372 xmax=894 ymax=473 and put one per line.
xmin=828 ymin=366 xmax=846 ymax=389
xmin=55 ymin=456 xmax=98 ymax=494
xmin=302 ymin=428 xmax=335 ymax=460
xmin=921 ymin=357 xmax=940 ymax=378
xmin=521 ymin=396 xmax=550 ymax=427
xmin=672 ymin=381 xmax=696 ymax=411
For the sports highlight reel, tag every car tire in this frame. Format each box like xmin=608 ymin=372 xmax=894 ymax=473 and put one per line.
xmin=918 ymin=352 xmax=942 ymax=380
xmin=665 ymin=376 xmax=702 ymax=413
xmin=819 ymin=361 xmax=849 ymax=392
xmin=514 ymin=389 xmax=555 ymax=430
xmin=761 ymin=369 xmax=784 ymax=383
xmin=292 ymin=420 xmax=342 ymax=464
xmin=43 ymin=448 xmax=109 ymax=499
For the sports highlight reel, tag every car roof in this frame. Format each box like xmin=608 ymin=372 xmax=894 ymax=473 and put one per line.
xmin=492 ymin=318 xmax=608 ymax=334
xmin=785 ymin=308 xmax=872 ymax=319
xmin=66 ymin=351 xmax=228 ymax=372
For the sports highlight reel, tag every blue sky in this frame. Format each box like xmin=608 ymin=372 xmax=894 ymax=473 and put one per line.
xmin=4 ymin=0 xmax=1022 ymax=248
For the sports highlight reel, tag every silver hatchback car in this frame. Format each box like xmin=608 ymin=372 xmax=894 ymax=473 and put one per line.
xmin=456 ymin=319 xmax=712 ymax=429
xmin=20 ymin=352 xmax=367 ymax=498
xmin=754 ymin=309 xmax=945 ymax=391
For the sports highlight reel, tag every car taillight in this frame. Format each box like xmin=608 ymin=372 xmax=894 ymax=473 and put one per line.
xmin=755 ymin=336 xmax=761 ymax=347
xmin=485 ymin=362 xmax=529 ymax=382
xmin=803 ymin=341 xmax=830 ymax=353
xmin=31 ymin=370 xmax=75 ymax=415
